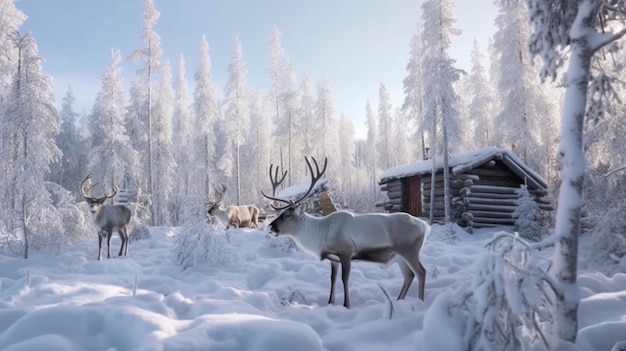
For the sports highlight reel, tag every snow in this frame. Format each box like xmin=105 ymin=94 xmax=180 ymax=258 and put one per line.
xmin=1 ymin=224 xmax=625 ymax=350
xmin=379 ymin=146 xmax=501 ymax=180
xmin=276 ymin=177 xmax=328 ymax=200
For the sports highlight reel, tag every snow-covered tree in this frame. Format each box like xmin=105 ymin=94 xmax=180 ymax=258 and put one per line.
xmin=192 ymin=35 xmax=218 ymax=199
xmin=151 ymin=60 xmax=175 ymax=225
xmin=297 ymin=71 xmax=316 ymax=157
xmin=524 ymin=0 xmax=626 ymax=343
xmin=50 ymin=86 xmax=82 ymax=192
xmin=128 ymin=0 xmax=163 ymax=224
xmin=172 ymin=54 xmax=193 ymax=195
xmin=220 ymin=37 xmax=250 ymax=205
xmin=314 ymin=78 xmax=339 ymax=175
xmin=0 ymin=0 xmax=26 ymax=153
xmin=377 ymin=84 xmax=393 ymax=170
xmin=247 ymin=89 xmax=271 ymax=197
xmin=402 ymin=24 xmax=427 ymax=159
xmin=88 ymin=50 xmax=137 ymax=192
xmin=364 ymin=100 xmax=378 ymax=202
xmin=420 ymin=0 xmax=464 ymax=222
xmin=513 ymin=184 xmax=548 ymax=241
xmin=267 ymin=26 xmax=300 ymax=185
xmin=0 ymin=32 xmax=60 ymax=258
xmin=467 ymin=40 xmax=494 ymax=148
xmin=492 ymin=0 xmax=554 ymax=175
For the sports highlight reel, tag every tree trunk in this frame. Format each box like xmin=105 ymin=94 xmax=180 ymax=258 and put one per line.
xmin=442 ymin=117 xmax=451 ymax=222
xmin=429 ymin=108 xmax=437 ymax=224
xmin=551 ymin=7 xmax=596 ymax=342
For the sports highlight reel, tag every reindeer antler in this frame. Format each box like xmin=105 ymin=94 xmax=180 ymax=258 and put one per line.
xmin=269 ymin=164 xmax=288 ymax=197
xmin=207 ymin=183 xmax=226 ymax=206
xmin=80 ymin=174 xmax=100 ymax=199
xmin=262 ymin=156 xmax=327 ymax=211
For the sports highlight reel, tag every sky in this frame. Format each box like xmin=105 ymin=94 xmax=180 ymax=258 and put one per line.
xmin=15 ymin=0 xmax=498 ymax=139
xmin=0 ymin=224 xmax=623 ymax=350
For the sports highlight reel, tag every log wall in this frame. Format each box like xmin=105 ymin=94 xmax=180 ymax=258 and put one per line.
xmin=379 ymin=158 xmax=552 ymax=230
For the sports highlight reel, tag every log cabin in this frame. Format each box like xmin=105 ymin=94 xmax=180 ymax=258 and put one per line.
xmin=377 ymin=147 xmax=552 ymax=230
xmin=271 ymin=177 xmax=337 ymax=216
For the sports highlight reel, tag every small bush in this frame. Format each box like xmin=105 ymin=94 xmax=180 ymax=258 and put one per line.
xmin=173 ymin=222 xmax=242 ymax=269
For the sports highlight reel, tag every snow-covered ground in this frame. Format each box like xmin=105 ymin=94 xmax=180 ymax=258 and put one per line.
xmin=0 ymin=223 xmax=624 ymax=351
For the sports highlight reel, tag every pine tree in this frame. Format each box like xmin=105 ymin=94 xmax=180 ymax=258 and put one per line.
xmin=151 ymin=60 xmax=175 ymax=225
xmin=468 ymin=40 xmax=494 ymax=148
xmin=1 ymin=32 xmax=60 ymax=258
xmin=193 ymin=35 xmax=218 ymax=199
xmin=50 ymin=86 xmax=81 ymax=191
xmin=513 ymin=184 xmax=548 ymax=241
xmin=420 ymin=0 xmax=464 ymax=222
xmin=128 ymin=0 xmax=163 ymax=224
xmin=377 ymin=84 xmax=393 ymax=170
xmin=172 ymin=54 xmax=193 ymax=195
xmin=221 ymin=37 xmax=249 ymax=204
xmin=88 ymin=50 xmax=137 ymax=192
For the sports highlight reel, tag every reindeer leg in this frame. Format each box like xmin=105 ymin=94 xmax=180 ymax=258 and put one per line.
xmin=328 ymin=260 xmax=340 ymax=304
xmin=117 ymin=229 xmax=126 ymax=257
xmin=399 ymin=254 xmax=427 ymax=301
xmin=123 ymin=226 xmax=129 ymax=256
xmin=97 ymin=232 xmax=103 ymax=261
xmin=106 ymin=229 xmax=113 ymax=259
xmin=339 ymin=255 xmax=352 ymax=308
xmin=396 ymin=260 xmax=415 ymax=300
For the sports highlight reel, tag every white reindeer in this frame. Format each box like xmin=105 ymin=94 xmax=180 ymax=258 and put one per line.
xmin=81 ymin=175 xmax=132 ymax=261
xmin=262 ymin=157 xmax=430 ymax=308
xmin=207 ymin=183 xmax=260 ymax=229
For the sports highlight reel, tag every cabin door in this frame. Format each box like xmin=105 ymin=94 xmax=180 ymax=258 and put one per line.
xmin=406 ymin=176 xmax=422 ymax=217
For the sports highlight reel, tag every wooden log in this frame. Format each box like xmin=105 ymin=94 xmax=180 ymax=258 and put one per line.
xmin=423 ymin=202 xmax=446 ymax=211
xmin=468 ymin=210 xmax=514 ymax=219
xmin=471 ymin=179 xmax=525 ymax=188
xmin=471 ymin=217 xmax=516 ymax=225
xmin=473 ymin=222 xmax=514 ymax=228
xmin=460 ymin=192 xmax=519 ymax=199
xmin=465 ymin=167 xmax=518 ymax=178
xmin=465 ymin=185 xmax=521 ymax=194
xmin=389 ymin=197 xmax=403 ymax=206
xmin=466 ymin=197 xmax=518 ymax=206
xmin=386 ymin=189 xmax=404 ymax=199
xmin=466 ymin=203 xmax=517 ymax=212
xmin=450 ymin=173 xmax=480 ymax=181
xmin=482 ymin=160 xmax=497 ymax=168
xmin=375 ymin=201 xmax=391 ymax=208
xmin=382 ymin=182 xmax=403 ymax=191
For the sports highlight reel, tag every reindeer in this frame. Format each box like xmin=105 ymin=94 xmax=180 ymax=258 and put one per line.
xmin=81 ymin=175 xmax=132 ymax=261
xmin=262 ymin=157 xmax=430 ymax=308
xmin=206 ymin=184 xmax=260 ymax=230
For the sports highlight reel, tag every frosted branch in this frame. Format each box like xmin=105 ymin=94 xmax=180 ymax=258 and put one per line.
xmin=590 ymin=28 xmax=626 ymax=53
xmin=604 ymin=165 xmax=626 ymax=177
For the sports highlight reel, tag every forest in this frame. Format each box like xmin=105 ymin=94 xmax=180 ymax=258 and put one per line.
xmin=1 ymin=0 xmax=626 ymax=349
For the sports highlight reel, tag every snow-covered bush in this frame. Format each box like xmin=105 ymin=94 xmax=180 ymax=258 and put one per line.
xmin=168 ymin=193 xmax=205 ymax=226
xmin=453 ymin=232 xmax=554 ymax=350
xmin=0 ymin=182 xmax=93 ymax=256
xmin=513 ymin=184 xmax=549 ymax=241
xmin=173 ymin=221 xmax=242 ymax=269
xmin=586 ymin=202 xmax=626 ymax=275
xmin=130 ymin=224 xmax=151 ymax=242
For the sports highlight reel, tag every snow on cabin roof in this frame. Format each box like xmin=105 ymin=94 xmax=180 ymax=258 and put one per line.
xmin=276 ymin=177 xmax=329 ymax=200
xmin=379 ymin=146 xmax=548 ymax=190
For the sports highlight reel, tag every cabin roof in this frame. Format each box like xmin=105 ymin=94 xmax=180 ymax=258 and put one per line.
xmin=379 ymin=146 xmax=548 ymax=190
xmin=275 ymin=177 xmax=329 ymax=200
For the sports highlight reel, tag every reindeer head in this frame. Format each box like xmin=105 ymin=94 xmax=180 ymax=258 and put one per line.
xmin=262 ymin=156 xmax=327 ymax=236
xmin=81 ymin=175 xmax=117 ymax=214
xmin=206 ymin=183 xmax=226 ymax=217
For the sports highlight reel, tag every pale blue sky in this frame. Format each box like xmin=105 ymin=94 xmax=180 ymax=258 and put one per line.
xmin=16 ymin=0 xmax=497 ymax=138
